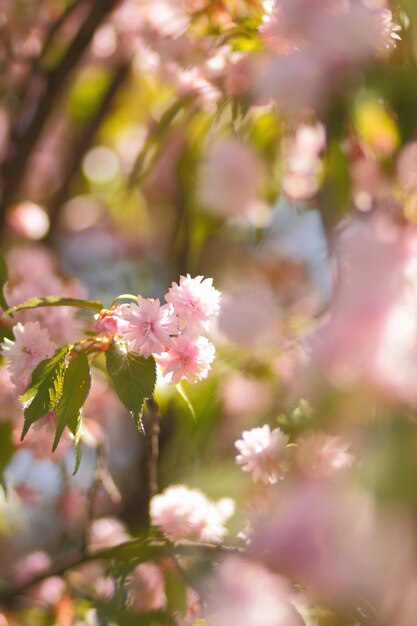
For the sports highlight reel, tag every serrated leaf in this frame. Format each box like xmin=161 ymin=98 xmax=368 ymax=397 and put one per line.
xmin=3 ymin=296 xmax=103 ymax=318
xmin=19 ymin=346 xmax=70 ymax=439
xmin=53 ymin=351 xmax=90 ymax=452
xmin=0 ymin=250 xmax=9 ymax=312
xmin=106 ymin=342 xmax=156 ymax=431
xmin=0 ymin=421 xmax=15 ymax=492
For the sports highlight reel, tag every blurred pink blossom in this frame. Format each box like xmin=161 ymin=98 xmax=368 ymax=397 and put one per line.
xmin=221 ymin=373 xmax=273 ymax=417
xmin=12 ymin=550 xmax=51 ymax=586
xmin=6 ymin=246 xmax=55 ymax=282
xmin=6 ymin=272 xmax=83 ymax=345
xmin=307 ymin=221 xmax=417 ymax=405
xmin=235 ymin=425 xmax=289 ymax=485
xmin=256 ymin=0 xmax=392 ymax=113
xmin=207 ymin=555 xmax=306 ymax=626
xmin=27 ymin=576 xmax=66 ymax=607
xmin=0 ymin=367 xmax=22 ymax=422
xmin=58 ymin=488 xmax=88 ymax=534
xmin=88 ymin=517 xmax=130 ymax=552
xmin=295 ymin=432 xmax=354 ymax=479
xmin=2 ymin=322 xmax=56 ymax=394
xmin=197 ymin=138 xmax=264 ymax=221
xmin=397 ymin=141 xmax=417 ymax=193
xmin=218 ymin=284 xmax=281 ymax=351
xmin=250 ymin=482 xmax=416 ymax=609
xmin=282 ymin=123 xmax=325 ymax=200
xmin=150 ymin=484 xmax=234 ymax=542
xmin=373 ymin=8 xmax=401 ymax=52
xmin=126 ymin=562 xmax=166 ymax=612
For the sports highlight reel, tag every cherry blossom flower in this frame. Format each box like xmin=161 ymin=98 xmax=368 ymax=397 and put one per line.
xmin=2 ymin=322 xmax=57 ymax=394
xmin=235 ymin=425 xmax=289 ymax=485
xmin=126 ymin=562 xmax=166 ymax=612
xmin=295 ymin=433 xmax=354 ymax=479
xmin=373 ymin=8 xmax=401 ymax=52
xmin=0 ymin=367 xmax=22 ymax=422
xmin=6 ymin=246 xmax=55 ymax=283
xmin=282 ymin=123 xmax=325 ymax=200
xmin=196 ymin=138 xmax=264 ymax=223
xmin=307 ymin=221 xmax=417 ymax=406
xmin=12 ymin=551 xmax=51 ymax=586
xmin=88 ymin=517 xmax=130 ymax=552
xmin=6 ymin=272 xmax=83 ymax=344
xmin=118 ymin=297 xmax=178 ymax=358
xmin=156 ymin=334 xmax=215 ymax=384
xmin=165 ymin=274 xmax=221 ymax=334
xmin=207 ymin=556 xmax=306 ymax=626
xmin=150 ymin=484 xmax=234 ymax=542
xmin=95 ymin=308 xmax=120 ymax=339
xmin=250 ymin=483 xmax=416 ymax=608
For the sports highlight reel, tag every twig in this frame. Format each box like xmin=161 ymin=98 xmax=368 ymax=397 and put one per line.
xmin=38 ymin=0 xmax=87 ymax=70
xmin=47 ymin=62 xmax=130 ymax=237
xmin=146 ymin=396 xmax=161 ymax=502
xmin=127 ymin=96 xmax=190 ymax=189
xmin=0 ymin=538 xmax=242 ymax=608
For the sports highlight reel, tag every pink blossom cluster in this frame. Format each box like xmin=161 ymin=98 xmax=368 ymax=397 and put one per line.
xmin=308 ymin=221 xmax=417 ymax=407
xmin=295 ymin=432 xmax=354 ymax=479
xmin=207 ymin=555 xmax=306 ymax=626
xmin=249 ymin=482 xmax=416 ymax=612
xmin=197 ymin=137 xmax=265 ymax=222
xmin=282 ymin=124 xmax=326 ymax=201
xmin=5 ymin=246 xmax=84 ymax=345
xmin=150 ymin=484 xmax=235 ymax=543
xmin=0 ymin=246 xmax=88 ymax=400
xmin=2 ymin=321 xmax=57 ymax=395
xmin=98 ymin=274 xmax=221 ymax=384
xmin=254 ymin=0 xmax=401 ymax=113
xmin=126 ymin=562 xmax=166 ymax=613
xmin=235 ymin=425 xmax=354 ymax=485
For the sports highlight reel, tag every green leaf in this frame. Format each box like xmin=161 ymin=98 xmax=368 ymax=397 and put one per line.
xmin=106 ymin=342 xmax=156 ymax=431
xmin=164 ymin=567 xmax=188 ymax=614
xmin=0 ymin=250 xmax=9 ymax=312
xmin=19 ymin=346 xmax=70 ymax=439
xmin=3 ymin=296 xmax=103 ymax=318
xmin=69 ymin=410 xmax=83 ymax=475
xmin=53 ymin=351 xmax=91 ymax=453
xmin=0 ymin=421 xmax=15 ymax=492
xmin=96 ymin=605 xmax=171 ymax=626
xmin=176 ymin=381 xmax=196 ymax=422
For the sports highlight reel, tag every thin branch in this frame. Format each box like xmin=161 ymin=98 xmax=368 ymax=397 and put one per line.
xmin=127 ymin=97 xmax=189 ymax=189
xmin=16 ymin=0 xmax=87 ymax=110
xmin=38 ymin=0 xmax=87 ymax=70
xmin=0 ymin=538 xmax=242 ymax=608
xmin=147 ymin=396 xmax=161 ymax=502
xmin=47 ymin=62 xmax=130 ymax=237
